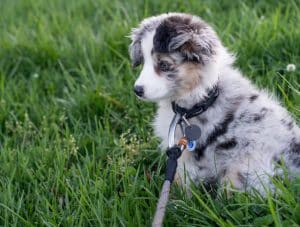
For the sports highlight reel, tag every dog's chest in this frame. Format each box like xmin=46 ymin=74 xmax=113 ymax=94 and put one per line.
xmin=153 ymin=103 xmax=218 ymax=150
xmin=153 ymin=103 xmax=174 ymax=149
xmin=153 ymin=104 xmax=223 ymax=182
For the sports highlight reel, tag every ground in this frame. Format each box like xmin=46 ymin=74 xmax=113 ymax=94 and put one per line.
xmin=0 ymin=0 xmax=299 ymax=226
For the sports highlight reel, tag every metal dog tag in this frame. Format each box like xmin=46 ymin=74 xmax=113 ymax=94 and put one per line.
xmin=185 ymin=124 xmax=201 ymax=141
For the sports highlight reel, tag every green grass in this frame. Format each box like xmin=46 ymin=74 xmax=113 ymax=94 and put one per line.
xmin=0 ymin=0 xmax=299 ymax=226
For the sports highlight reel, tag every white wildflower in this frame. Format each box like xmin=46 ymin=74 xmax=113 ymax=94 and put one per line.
xmin=286 ymin=64 xmax=296 ymax=72
xmin=32 ymin=73 xmax=39 ymax=78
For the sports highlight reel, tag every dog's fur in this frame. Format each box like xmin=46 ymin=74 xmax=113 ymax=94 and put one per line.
xmin=129 ymin=13 xmax=300 ymax=194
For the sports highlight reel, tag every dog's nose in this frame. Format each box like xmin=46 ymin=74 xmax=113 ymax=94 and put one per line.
xmin=134 ymin=85 xmax=144 ymax=97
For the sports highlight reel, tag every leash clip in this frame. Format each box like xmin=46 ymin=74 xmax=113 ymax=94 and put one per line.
xmin=168 ymin=112 xmax=182 ymax=148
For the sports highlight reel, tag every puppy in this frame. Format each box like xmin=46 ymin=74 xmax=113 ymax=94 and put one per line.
xmin=129 ymin=13 xmax=300 ymax=194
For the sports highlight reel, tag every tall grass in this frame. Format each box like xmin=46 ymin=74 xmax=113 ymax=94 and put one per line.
xmin=0 ymin=0 xmax=299 ymax=225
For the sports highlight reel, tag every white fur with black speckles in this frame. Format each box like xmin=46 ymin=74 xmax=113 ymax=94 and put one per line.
xmin=130 ymin=13 xmax=300 ymax=195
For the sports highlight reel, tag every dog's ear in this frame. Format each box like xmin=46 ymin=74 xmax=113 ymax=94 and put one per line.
xmin=170 ymin=31 xmax=216 ymax=64
xmin=129 ymin=28 xmax=143 ymax=67
xmin=153 ymin=19 xmax=216 ymax=64
xmin=129 ymin=40 xmax=143 ymax=67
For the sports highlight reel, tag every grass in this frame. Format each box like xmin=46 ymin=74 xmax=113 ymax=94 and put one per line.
xmin=0 ymin=0 xmax=299 ymax=226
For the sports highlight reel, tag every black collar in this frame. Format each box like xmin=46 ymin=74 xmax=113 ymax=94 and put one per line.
xmin=172 ymin=86 xmax=219 ymax=119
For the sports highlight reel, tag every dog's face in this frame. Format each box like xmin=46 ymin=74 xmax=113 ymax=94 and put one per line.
xmin=129 ymin=13 xmax=220 ymax=102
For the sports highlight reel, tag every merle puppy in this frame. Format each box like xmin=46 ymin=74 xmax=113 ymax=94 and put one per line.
xmin=129 ymin=13 xmax=300 ymax=194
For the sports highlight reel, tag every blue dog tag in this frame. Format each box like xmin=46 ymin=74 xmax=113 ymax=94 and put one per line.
xmin=187 ymin=140 xmax=197 ymax=152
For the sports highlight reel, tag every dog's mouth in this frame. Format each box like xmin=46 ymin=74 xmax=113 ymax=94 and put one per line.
xmin=134 ymin=93 xmax=147 ymax=101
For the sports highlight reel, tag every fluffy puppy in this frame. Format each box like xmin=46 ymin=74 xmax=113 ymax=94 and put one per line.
xmin=129 ymin=13 xmax=300 ymax=194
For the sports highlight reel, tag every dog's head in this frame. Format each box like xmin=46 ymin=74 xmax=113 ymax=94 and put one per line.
xmin=129 ymin=13 xmax=231 ymax=102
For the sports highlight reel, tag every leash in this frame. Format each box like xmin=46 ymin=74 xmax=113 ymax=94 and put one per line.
xmin=152 ymin=113 xmax=186 ymax=227
xmin=151 ymin=86 xmax=219 ymax=227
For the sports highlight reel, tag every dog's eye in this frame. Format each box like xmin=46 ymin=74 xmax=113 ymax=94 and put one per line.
xmin=158 ymin=61 xmax=171 ymax=72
